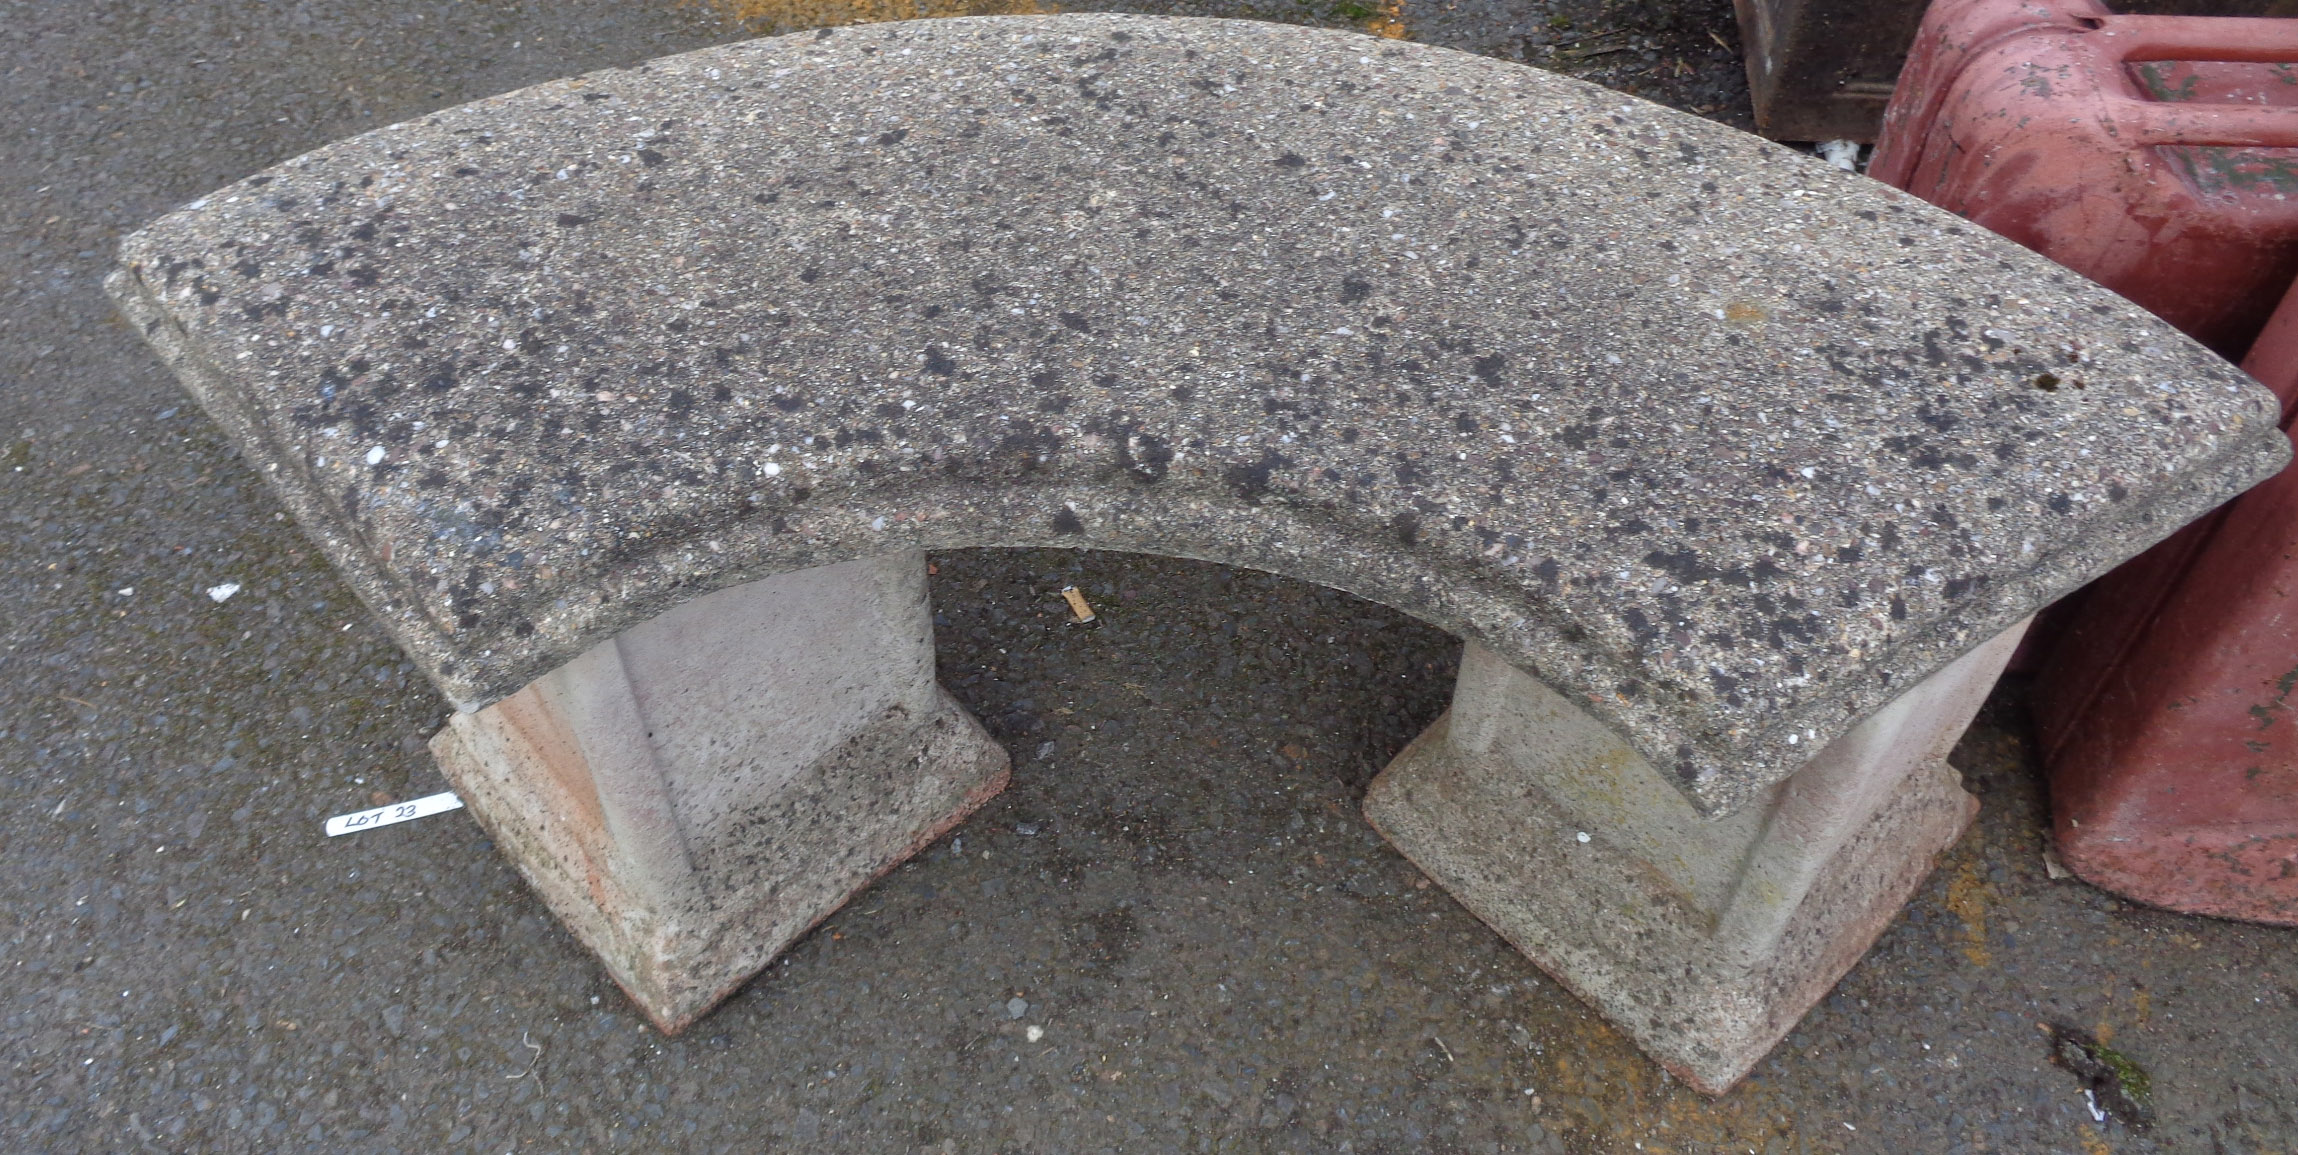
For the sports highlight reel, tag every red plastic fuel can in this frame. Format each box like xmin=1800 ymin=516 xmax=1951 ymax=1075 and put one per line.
xmin=1871 ymin=0 xmax=2298 ymax=359
xmin=2037 ymin=280 xmax=2298 ymax=923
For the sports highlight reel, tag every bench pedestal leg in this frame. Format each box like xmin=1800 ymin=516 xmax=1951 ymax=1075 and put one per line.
xmin=428 ymin=550 xmax=1008 ymax=1032
xmin=1364 ymin=623 xmax=2026 ymax=1093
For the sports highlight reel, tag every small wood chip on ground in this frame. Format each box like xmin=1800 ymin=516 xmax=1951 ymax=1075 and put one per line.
xmin=1059 ymin=585 xmax=1096 ymax=623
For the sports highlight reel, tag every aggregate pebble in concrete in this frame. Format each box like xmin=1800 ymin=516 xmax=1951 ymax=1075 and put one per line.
xmin=109 ymin=15 xmax=2285 ymax=814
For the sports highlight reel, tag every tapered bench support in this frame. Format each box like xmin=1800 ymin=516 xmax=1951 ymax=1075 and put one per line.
xmin=1365 ymin=621 xmax=2026 ymax=1093
xmin=430 ymin=551 xmax=1009 ymax=1031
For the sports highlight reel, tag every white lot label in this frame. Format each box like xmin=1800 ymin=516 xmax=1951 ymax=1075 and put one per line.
xmin=323 ymin=791 xmax=464 ymax=837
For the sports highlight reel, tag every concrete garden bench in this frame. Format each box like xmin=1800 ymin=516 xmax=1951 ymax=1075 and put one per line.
xmin=108 ymin=14 xmax=2287 ymax=1093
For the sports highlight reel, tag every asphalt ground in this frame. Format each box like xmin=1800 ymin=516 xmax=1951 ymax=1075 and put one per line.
xmin=4 ymin=1 xmax=2296 ymax=1152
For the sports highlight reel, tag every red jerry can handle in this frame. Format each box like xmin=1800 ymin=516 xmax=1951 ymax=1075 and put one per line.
xmin=2090 ymin=13 xmax=2298 ymax=64
xmin=2092 ymin=16 xmax=2298 ymax=149
xmin=1874 ymin=2 xmax=2298 ymax=186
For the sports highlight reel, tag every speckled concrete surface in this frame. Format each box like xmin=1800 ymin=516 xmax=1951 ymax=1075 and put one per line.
xmin=107 ymin=15 xmax=2284 ymax=814
xmin=8 ymin=2 xmax=2298 ymax=1152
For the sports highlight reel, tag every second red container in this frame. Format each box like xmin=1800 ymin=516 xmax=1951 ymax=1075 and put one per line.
xmin=2042 ymin=280 xmax=2298 ymax=923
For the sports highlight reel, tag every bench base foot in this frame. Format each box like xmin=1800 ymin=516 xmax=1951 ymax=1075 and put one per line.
xmin=425 ymin=550 xmax=1009 ymax=1033
xmin=1367 ymin=719 xmax=1972 ymax=1093
xmin=435 ymin=689 xmax=1007 ymax=1032
xmin=1365 ymin=626 xmax=2020 ymax=1094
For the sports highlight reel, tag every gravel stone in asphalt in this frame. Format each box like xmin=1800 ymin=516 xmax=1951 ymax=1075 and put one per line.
xmin=6 ymin=1 xmax=2297 ymax=1152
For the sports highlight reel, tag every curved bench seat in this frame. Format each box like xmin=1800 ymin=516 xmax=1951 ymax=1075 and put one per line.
xmin=108 ymin=14 xmax=2281 ymax=815
xmin=110 ymin=14 xmax=2286 ymax=1092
